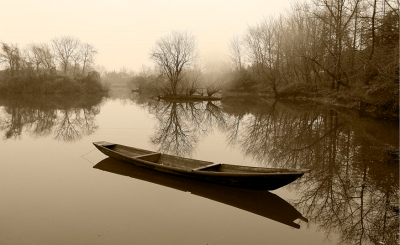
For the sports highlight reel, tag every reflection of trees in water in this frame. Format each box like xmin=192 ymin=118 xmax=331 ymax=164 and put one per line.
xmin=54 ymin=107 xmax=99 ymax=142
xmin=148 ymin=100 xmax=226 ymax=157
xmin=27 ymin=109 xmax=57 ymax=137
xmin=0 ymin=95 xmax=101 ymax=141
xmin=295 ymin=158 xmax=398 ymax=245
xmin=138 ymin=95 xmax=398 ymax=243
xmin=150 ymin=102 xmax=197 ymax=157
xmin=222 ymin=99 xmax=399 ymax=245
xmin=0 ymin=107 xmax=25 ymax=139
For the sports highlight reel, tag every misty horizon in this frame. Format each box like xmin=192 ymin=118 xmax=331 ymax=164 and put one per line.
xmin=1 ymin=0 xmax=291 ymax=72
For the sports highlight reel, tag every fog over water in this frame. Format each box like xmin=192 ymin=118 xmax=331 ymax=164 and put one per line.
xmin=0 ymin=0 xmax=291 ymax=71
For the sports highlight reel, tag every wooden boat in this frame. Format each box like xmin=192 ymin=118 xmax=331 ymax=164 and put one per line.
xmin=93 ymin=141 xmax=310 ymax=190
xmin=94 ymin=157 xmax=308 ymax=228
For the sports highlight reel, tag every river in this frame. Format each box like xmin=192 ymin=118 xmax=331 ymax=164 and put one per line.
xmin=0 ymin=92 xmax=398 ymax=245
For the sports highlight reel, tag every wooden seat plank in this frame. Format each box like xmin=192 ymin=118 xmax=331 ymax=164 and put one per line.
xmin=192 ymin=163 xmax=221 ymax=171
xmin=135 ymin=153 xmax=162 ymax=163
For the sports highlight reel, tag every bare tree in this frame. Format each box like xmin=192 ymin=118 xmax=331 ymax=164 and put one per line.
xmin=0 ymin=42 xmax=22 ymax=75
xmin=25 ymin=42 xmax=57 ymax=76
xmin=181 ymin=66 xmax=203 ymax=95
xmin=51 ymin=36 xmax=81 ymax=74
xmin=244 ymin=16 xmax=285 ymax=95
xmin=150 ymin=31 xmax=197 ymax=96
xmin=229 ymin=35 xmax=244 ymax=71
xmin=37 ymin=43 xmax=55 ymax=71
xmin=71 ymin=50 xmax=82 ymax=77
xmin=308 ymin=0 xmax=361 ymax=91
xmin=80 ymin=43 xmax=97 ymax=76
xmin=27 ymin=43 xmax=43 ymax=72
xmin=203 ymin=71 xmax=227 ymax=97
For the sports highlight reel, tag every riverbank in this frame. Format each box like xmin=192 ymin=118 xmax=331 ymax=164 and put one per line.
xmin=157 ymin=94 xmax=221 ymax=102
xmin=221 ymin=89 xmax=399 ymax=120
xmin=283 ymin=92 xmax=399 ymax=120
xmin=0 ymin=71 xmax=107 ymax=95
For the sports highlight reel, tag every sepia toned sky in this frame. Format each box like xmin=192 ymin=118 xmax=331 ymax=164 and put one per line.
xmin=0 ymin=0 xmax=292 ymax=72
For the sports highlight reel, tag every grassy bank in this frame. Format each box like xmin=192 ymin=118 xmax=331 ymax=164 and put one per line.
xmin=0 ymin=71 xmax=107 ymax=95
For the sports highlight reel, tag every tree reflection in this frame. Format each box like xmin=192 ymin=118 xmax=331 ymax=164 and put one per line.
xmin=131 ymin=95 xmax=399 ymax=243
xmin=4 ymin=92 xmax=396 ymax=243
xmin=204 ymin=101 xmax=227 ymax=131
xmin=0 ymin=94 xmax=101 ymax=141
xmin=28 ymin=109 xmax=57 ymax=137
xmin=54 ymin=107 xmax=99 ymax=142
xmin=149 ymin=102 xmax=198 ymax=156
xmin=221 ymin=99 xmax=399 ymax=245
xmin=148 ymin=100 xmax=226 ymax=157
xmin=295 ymin=158 xmax=398 ymax=244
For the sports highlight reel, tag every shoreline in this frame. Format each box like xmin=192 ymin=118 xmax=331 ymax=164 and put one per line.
xmin=157 ymin=95 xmax=221 ymax=102
xmin=221 ymin=91 xmax=399 ymax=120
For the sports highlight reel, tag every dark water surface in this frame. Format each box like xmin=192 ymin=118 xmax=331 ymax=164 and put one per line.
xmin=0 ymin=93 xmax=398 ymax=245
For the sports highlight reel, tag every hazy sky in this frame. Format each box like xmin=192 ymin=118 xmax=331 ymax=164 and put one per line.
xmin=1 ymin=0 xmax=292 ymax=72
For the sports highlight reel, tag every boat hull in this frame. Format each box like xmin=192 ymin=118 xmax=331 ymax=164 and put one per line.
xmin=93 ymin=141 xmax=308 ymax=190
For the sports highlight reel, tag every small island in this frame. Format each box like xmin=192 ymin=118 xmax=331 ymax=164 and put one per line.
xmin=0 ymin=37 xmax=107 ymax=95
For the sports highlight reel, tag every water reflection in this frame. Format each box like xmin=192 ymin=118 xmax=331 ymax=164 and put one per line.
xmin=138 ymin=95 xmax=399 ymax=245
xmin=2 ymin=92 xmax=396 ymax=244
xmin=146 ymin=100 xmax=227 ymax=157
xmin=295 ymin=159 xmax=399 ymax=244
xmin=94 ymin=157 xmax=308 ymax=229
xmin=222 ymin=98 xmax=400 ymax=245
xmin=0 ymin=94 xmax=102 ymax=141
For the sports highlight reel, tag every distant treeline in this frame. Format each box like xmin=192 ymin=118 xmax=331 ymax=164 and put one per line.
xmin=228 ymin=0 xmax=399 ymax=116
xmin=0 ymin=36 xmax=106 ymax=94
xmin=130 ymin=0 xmax=398 ymax=117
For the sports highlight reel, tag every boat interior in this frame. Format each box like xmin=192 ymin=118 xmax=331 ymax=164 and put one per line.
xmin=101 ymin=143 xmax=305 ymax=174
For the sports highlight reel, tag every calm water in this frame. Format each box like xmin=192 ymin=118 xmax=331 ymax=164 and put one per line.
xmin=0 ymin=93 xmax=398 ymax=245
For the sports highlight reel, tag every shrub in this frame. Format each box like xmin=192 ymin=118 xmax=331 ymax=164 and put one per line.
xmin=81 ymin=71 xmax=103 ymax=94
xmin=225 ymin=70 xmax=257 ymax=93
xmin=365 ymin=79 xmax=399 ymax=115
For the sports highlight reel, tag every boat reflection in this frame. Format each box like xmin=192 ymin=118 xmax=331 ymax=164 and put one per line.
xmin=93 ymin=157 xmax=308 ymax=229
